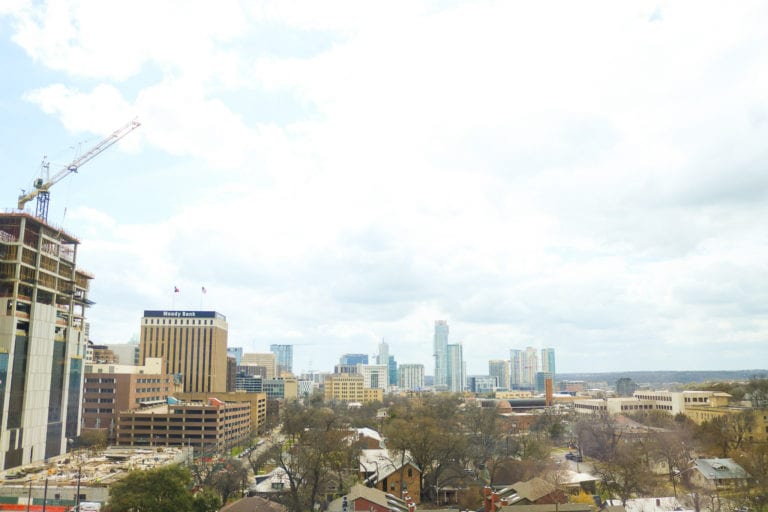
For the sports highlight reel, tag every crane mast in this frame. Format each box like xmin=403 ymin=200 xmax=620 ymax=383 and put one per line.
xmin=17 ymin=118 xmax=141 ymax=221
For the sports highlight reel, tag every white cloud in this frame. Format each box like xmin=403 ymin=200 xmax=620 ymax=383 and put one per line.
xmin=2 ymin=1 xmax=768 ymax=373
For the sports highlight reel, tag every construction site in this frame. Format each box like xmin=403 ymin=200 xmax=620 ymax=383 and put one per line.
xmin=0 ymin=446 xmax=191 ymax=511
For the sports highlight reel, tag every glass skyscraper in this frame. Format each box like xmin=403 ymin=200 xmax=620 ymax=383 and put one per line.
xmin=270 ymin=344 xmax=293 ymax=375
xmin=433 ymin=320 xmax=449 ymax=388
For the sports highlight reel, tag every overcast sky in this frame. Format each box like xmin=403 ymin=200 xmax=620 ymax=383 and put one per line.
xmin=1 ymin=1 xmax=767 ymax=376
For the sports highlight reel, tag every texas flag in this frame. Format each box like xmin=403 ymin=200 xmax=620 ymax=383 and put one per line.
xmin=174 ymin=286 xmax=180 ymax=293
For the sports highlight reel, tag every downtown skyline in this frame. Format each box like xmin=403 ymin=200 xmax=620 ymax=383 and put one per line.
xmin=1 ymin=3 xmax=767 ymax=375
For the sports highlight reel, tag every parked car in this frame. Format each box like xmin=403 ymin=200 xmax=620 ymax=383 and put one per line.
xmin=565 ymin=452 xmax=582 ymax=462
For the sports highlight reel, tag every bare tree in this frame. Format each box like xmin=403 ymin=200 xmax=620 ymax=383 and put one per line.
xmin=595 ymin=441 xmax=654 ymax=506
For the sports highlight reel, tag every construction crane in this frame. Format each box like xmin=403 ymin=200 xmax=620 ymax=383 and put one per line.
xmin=17 ymin=118 xmax=141 ymax=222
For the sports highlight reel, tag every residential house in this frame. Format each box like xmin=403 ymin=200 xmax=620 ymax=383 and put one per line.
xmin=360 ymin=449 xmax=422 ymax=504
xmin=483 ymin=478 xmax=567 ymax=512
xmin=689 ymin=458 xmax=749 ymax=491
xmin=326 ymin=484 xmax=415 ymax=512
xmin=220 ymin=496 xmax=288 ymax=512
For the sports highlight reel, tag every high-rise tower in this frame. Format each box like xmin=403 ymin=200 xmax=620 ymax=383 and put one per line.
xmin=0 ymin=213 xmax=90 ymax=469
xmin=541 ymin=348 xmax=555 ymax=376
xmin=139 ymin=310 xmax=229 ymax=393
xmin=270 ymin=344 xmax=293 ymax=376
xmin=446 ymin=343 xmax=465 ymax=393
xmin=433 ymin=320 xmax=449 ymax=388
xmin=489 ymin=359 xmax=510 ymax=390
xmin=522 ymin=346 xmax=538 ymax=389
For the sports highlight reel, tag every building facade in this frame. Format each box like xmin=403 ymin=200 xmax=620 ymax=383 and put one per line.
xmin=0 ymin=213 xmax=90 ymax=470
xmin=139 ymin=310 xmax=229 ymax=393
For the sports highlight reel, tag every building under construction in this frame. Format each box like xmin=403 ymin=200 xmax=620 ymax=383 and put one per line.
xmin=0 ymin=212 xmax=90 ymax=470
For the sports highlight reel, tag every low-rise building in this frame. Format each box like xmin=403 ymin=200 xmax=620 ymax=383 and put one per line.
xmin=82 ymin=357 xmax=175 ymax=440
xmin=690 ymin=458 xmax=750 ymax=491
xmin=115 ymin=398 xmax=251 ymax=452
xmin=178 ymin=391 xmax=267 ymax=435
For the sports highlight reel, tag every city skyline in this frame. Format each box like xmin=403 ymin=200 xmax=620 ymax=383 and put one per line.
xmin=2 ymin=4 xmax=768 ymax=374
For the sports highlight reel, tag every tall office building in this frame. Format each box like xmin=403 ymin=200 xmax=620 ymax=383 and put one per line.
xmin=377 ymin=340 xmax=389 ymax=366
xmin=0 ymin=213 xmax=89 ymax=469
xmin=522 ymin=346 xmax=538 ymax=389
xmin=446 ymin=343 xmax=465 ymax=393
xmin=227 ymin=347 xmax=243 ymax=366
xmin=541 ymin=347 xmax=556 ymax=376
xmin=241 ymin=352 xmax=277 ymax=379
xmin=270 ymin=344 xmax=293 ymax=376
xmin=398 ymin=364 xmax=425 ymax=390
xmin=488 ymin=359 xmax=510 ymax=390
xmin=388 ymin=355 xmax=397 ymax=390
xmin=509 ymin=349 xmax=523 ymax=389
xmin=433 ymin=320 xmax=449 ymax=388
xmin=139 ymin=310 xmax=229 ymax=393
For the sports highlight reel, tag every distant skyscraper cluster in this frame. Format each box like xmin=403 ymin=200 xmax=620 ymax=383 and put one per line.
xmin=432 ymin=320 xmax=466 ymax=392
xmin=507 ymin=347 xmax=556 ymax=391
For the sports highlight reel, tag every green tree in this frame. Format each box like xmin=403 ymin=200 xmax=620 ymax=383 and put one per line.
xmin=108 ymin=464 xmax=220 ymax=512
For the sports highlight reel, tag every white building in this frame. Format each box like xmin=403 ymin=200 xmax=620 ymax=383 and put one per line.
xmin=398 ymin=364 xmax=425 ymax=390
xmin=357 ymin=364 xmax=388 ymax=390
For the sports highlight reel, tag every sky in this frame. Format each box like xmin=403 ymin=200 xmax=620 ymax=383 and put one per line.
xmin=1 ymin=1 xmax=767 ymax=376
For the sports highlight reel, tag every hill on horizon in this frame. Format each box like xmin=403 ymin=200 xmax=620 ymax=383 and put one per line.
xmin=557 ymin=369 xmax=768 ymax=386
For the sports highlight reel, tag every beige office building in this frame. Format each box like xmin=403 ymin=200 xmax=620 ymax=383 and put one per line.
xmin=140 ymin=310 xmax=228 ymax=393
xmin=324 ymin=374 xmax=383 ymax=403
xmin=241 ymin=352 xmax=277 ymax=379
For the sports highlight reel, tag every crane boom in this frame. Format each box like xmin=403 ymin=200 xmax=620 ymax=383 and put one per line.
xmin=17 ymin=118 xmax=141 ymax=220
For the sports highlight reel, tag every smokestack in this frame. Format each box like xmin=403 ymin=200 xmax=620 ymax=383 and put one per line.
xmin=545 ymin=378 xmax=553 ymax=406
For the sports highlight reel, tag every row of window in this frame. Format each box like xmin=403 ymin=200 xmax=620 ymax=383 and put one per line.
xmin=145 ymin=318 xmax=215 ymax=326
xmin=84 ymin=398 xmax=114 ymax=403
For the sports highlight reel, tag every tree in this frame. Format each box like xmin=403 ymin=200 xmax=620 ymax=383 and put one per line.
xmin=211 ymin=458 xmax=249 ymax=504
xmin=268 ymin=405 xmax=359 ymax=512
xmin=734 ymin=443 xmax=768 ymax=512
xmin=650 ymin=428 xmax=694 ymax=498
xmin=746 ymin=377 xmax=768 ymax=408
xmin=573 ymin=411 xmax=623 ymax=461
xmin=108 ymin=464 xmax=220 ymax=512
xmin=383 ymin=395 xmax=467 ymax=503
xmin=594 ymin=441 xmax=654 ymax=506
xmin=697 ymin=411 xmax=755 ymax=457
